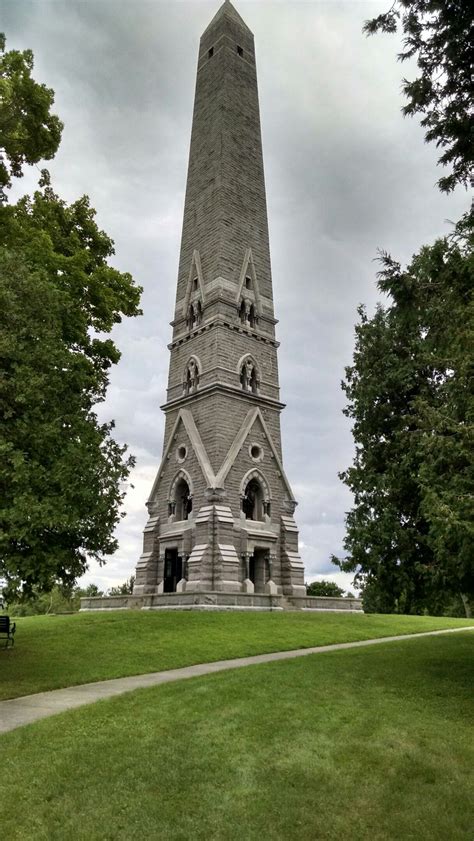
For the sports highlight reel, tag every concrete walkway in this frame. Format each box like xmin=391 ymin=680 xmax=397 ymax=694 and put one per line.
xmin=1 ymin=625 xmax=472 ymax=734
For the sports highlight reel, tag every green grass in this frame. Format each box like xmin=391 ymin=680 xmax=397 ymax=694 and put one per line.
xmin=1 ymin=632 xmax=472 ymax=840
xmin=0 ymin=609 xmax=472 ymax=700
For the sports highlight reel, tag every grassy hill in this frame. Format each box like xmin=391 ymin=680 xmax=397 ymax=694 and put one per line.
xmin=0 ymin=609 xmax=472 ymax=700
xmin=1 ymin=630 xmax=472 ymax=840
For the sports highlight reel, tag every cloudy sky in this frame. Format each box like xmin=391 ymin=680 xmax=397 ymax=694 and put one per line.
xmin=3 ymin=0 xmax=469 ymax=593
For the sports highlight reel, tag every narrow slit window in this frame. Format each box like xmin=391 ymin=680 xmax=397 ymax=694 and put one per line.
xmin=208 ymin=47 xmax=214 ymax=58
xmin=237 ymin=45 xmax=243 ymax=57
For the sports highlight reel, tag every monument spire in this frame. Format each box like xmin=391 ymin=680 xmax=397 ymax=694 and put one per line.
xmin=174 ymin=0 xmax=273 ymax=322
xmin=133 ymin=2 xmax=305 ymax=604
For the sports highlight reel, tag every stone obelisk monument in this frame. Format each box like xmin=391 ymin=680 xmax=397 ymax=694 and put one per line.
xmin=134 ymin=0 xmax=305 ymax=603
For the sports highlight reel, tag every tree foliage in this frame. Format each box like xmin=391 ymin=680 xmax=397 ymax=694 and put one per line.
xmin=0 ymin=34 xmax=63 ymax=201
xmin=335 ymin=218 xmax=473 ymax=614
xmin=0 ymin=39 xmax=142 ymax=599
xmin=364 ymin=1 xmax=473 ymax=192
xmin=108 ymin=575 xmax=135 ymax=596
xmin=306 ymin=580 xmax=346 ymax=597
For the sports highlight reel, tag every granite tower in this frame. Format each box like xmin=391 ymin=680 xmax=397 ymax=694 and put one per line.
xmin=134 ymin=0 xmax=305 ymax=601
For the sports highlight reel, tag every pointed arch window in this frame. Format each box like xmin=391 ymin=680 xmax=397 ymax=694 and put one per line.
xmin=175 ymin=477 xmax=192 ymax=521
xmin=241 ymin=473 xmax=271 ymax=521
xmin=168 ymin=473 xmax=193 ymax=521
xmin=242 ymin=478 xmax=263 ymax=520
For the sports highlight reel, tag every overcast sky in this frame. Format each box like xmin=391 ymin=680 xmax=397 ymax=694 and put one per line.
xmin=3 ymin=0 xmax=469 ymax=593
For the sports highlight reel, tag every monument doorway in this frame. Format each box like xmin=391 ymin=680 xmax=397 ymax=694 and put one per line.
xmin=249 ymin=548 xmax=267 ymax=593
xmin=163 ymin=548 xmax=182 ymax=593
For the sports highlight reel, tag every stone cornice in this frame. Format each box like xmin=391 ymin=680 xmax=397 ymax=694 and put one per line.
xmin=160 ymin=382 xmax=285 ymax=413
xmin=168 ymin=318 xmax=280 ymax=350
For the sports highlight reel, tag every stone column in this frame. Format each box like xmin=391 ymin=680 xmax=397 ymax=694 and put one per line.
xmin=157 ymin=553 xmax=166 ymax=593
xmin=265 ymin=551 xmax=278 ymax=595
xmin=241 ymin=551 xmax=254 ymax=594
xmin=176 ymin=554 xmax=188 ymax=593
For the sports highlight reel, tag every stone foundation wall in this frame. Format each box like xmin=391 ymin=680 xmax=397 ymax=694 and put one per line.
xmin=80 ymin=593 xmax=363 ymax=612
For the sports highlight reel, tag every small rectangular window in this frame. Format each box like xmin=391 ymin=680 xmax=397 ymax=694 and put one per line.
xmin=245 ymin=276 xmax=251 ymax=289
xmin=237 ymin=45 xmax=243 ymax=57
xmin=193 ymin=277 xmax=198 ymax=290
xmin=208 ymin=47 xmax=214 ymax=58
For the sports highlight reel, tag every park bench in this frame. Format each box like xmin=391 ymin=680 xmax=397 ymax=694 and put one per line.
xmin=0 ymin=615 xmax=16 ymax=648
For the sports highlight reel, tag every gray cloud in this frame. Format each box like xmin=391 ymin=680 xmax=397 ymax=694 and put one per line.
xmin=3 ymin=0 xmax=468 ymax=592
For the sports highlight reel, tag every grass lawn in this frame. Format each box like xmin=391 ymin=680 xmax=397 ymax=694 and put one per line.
xmin=0 ymin=610 xmax=472 ymax=700
xmin=1 ymin=632 xmax=472 ymax=840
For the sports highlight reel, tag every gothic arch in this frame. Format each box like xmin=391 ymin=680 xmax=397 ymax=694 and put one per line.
xmin=235 ymin=248 xmax=262 ymax=315
xmin=169 ymin=468 xmax=194 ymax=500
xmin=168 ymin=469 xmax=194 ymax=521
xmin=240 ymin=468 xmax=271 ymax=521
xmin=240 ymin=468 xmax=271 ymax=502
xmin=182 ymin=249 xmax=206 ymax=316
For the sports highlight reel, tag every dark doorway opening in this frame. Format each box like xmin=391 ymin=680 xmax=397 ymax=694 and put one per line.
xmin=163 ymin=548 xmax=182 ymax=593
xmin=249 ymin=548 xmax=267 ymax=593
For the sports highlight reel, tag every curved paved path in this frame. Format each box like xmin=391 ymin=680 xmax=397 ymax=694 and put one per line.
xmin=1 ymin=626 xmax=472 ymax=734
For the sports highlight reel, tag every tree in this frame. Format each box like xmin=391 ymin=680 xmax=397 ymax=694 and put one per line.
xmin=108 ymin=576 xmax=135 ymax=596
xmin=306 ymin=580 xmax=345 ymax=598
xmin=0 ymin=40 xmax=142 ymax=599
xmin=0 ymin=35 xmax=63 ymax=201
xmin=364 ymin=1 xmax=472 ymax=192
xmin=6 ymin=581 xmax=105 ymax=615
xmin=334 ymin=2 xmax=473 ymax=616
xmin=334 ymin=221 xmax=473 ymax=614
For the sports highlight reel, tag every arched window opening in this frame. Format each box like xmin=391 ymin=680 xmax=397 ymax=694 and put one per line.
xmin=174 ymin=478 xmax=192 ymax=521
xmin=240 ymin=358 xmax=259 ymax=394
xmin=184 ymin=359 xmax=199 ymax=395
xmin=242 ymin=478 xmax=264 ymax=521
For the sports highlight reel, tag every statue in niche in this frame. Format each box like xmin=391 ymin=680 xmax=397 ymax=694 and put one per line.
xmin=185 ymin=359 xmax=199 ymax=395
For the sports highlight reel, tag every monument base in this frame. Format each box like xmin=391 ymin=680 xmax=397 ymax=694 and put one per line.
xmin=80 ymin=592 xmax=363 ymax=613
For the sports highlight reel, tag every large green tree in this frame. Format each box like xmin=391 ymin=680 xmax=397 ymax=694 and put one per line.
xmin=0 ymin=39 xmax=141 ymax=598
xmin=334 ymin=1 xmax=473 ymax=615
xmin=364 ymin=0 xmax=472 ymax=193
xmin=335 ymin=222 xmax=473 ymax=614
xmin=0 ymin=35 xmax=63 ymax=201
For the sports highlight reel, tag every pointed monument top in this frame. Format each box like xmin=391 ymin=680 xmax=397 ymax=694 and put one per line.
xmin=203 ymin=0 xmax=252 ymax=37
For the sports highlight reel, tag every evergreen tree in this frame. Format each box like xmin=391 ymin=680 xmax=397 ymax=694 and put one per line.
xmin=364 ymin=0 xmax=472 ymax=192
xmin=334 ymin=1 xmax=473 ymax=616
xmin=335 ymin=221 xmax=473 ymax=614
